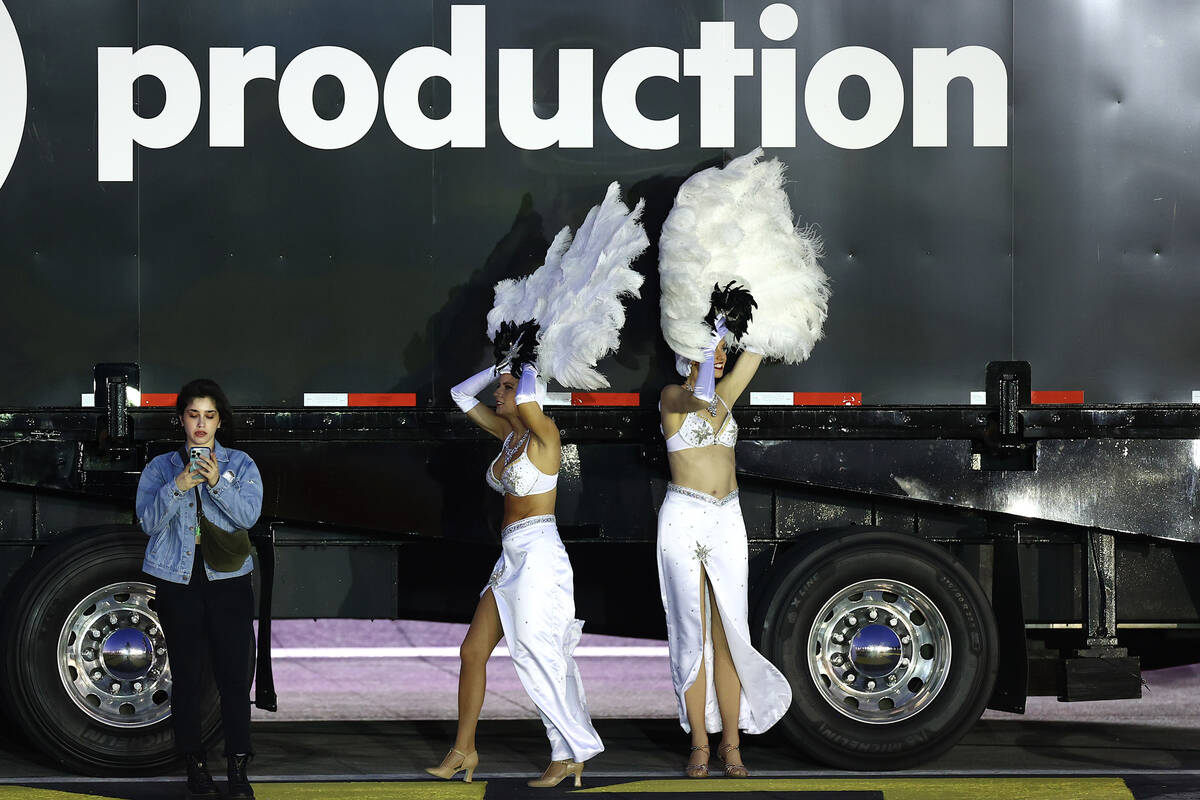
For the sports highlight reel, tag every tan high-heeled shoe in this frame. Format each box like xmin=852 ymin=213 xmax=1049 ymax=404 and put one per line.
xmin=424 ymin=747 xmax=479 ymax=782
xmin=718 ymin=743 xmax=749 ymax=778
xmin=527 ymin=759 xmax=584 ymax=788
xmin=685 ymin=744 xmax=710 ymax=778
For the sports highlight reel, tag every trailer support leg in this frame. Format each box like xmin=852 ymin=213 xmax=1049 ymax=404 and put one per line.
xmin=1083 ymin=530 xmax=1119 ymax=650
xmin=1059 ymin=529 xmax=1141 ymax=701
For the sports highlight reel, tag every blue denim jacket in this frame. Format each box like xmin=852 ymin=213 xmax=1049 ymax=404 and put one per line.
xmin=135 ymin=441 xmax=263 ymax=584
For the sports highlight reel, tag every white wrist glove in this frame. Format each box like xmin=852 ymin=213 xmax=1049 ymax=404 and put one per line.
xmin=515 ymin=363 xmax=546 ymax=409
xmin=692 ymin=316 xmax=727 ymax=403
xmin=450 ymin=365 xmax=498 ymax=413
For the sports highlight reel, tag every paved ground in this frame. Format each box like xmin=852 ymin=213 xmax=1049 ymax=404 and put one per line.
xmin=1 ymin=717 xmax=1198 ymax=798
xmin=251 ymin=619 xmax=677 ymax=722
xmin=249 ymin=620 xmax=1200 ymax=733
xmin=1 ymin=620 xmax=1199 ymax=798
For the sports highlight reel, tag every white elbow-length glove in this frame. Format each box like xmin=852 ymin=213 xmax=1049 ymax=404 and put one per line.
xmin=692 ymin=315 xmax=727 ymax=404
xmin=515 ymin=363 xmax=547 ymax=409
xmin=450 ymin=365 xmax=501 ymax=413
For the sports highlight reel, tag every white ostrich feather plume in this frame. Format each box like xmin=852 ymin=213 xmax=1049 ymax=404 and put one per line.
xmin=659 ymin=148 xmax=830 ymax=364
xmin=487 ymin=182 xmax=648 ymax=389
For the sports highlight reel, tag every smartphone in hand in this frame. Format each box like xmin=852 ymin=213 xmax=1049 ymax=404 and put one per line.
xmin=188 ymin=446 xmax=211 ymax=475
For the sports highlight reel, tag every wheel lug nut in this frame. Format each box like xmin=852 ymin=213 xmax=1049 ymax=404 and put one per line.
xmin=110 ymin=683 xmax=120 ymax=693
xmin=887 ymin=674 xmax=898 ymax=685
xmin=843 ymin=672 xmax=856 ymax=684
xmin=832 ymin=632 xmax=845 ymax=644
xmin=155 ymin=647 xmax=166 ymax=656
xmin=846 ymin=615 xmax=858 ymax=626
xmin=133 ymin=682 xmax=143 ymax=692
xmin=91 ymin=670 xmax=102 ymax=681
xmin=901 ymin=635 xmax=911 ymax=645
xmin=83 ymin=649 xmax=95 ymax=661
xmin=887 ymin=617 xmax=898 ymax=627
xmin=866 ymin=679 xmax=876 ymax=691
xmin=899 ymin=658 xmax=910 ymax=669
xmin=148 ymin=626 xmax=158 ymax=636
xmin=867 ymin=609 xmax=878 ymax=621
xmin=830 ymin=653 xmax=844 ymax=666
xmin=130 ymin=613 xmax=141 ymax=624
xmin=108 ymin=613 xmax=118 ymax=625
xmin=90 ymin=629 xmax=101 ymax=639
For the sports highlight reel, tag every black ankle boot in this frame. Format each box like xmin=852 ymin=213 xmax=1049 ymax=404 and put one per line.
xmin=184 ymin=753 xmax=220 ymax=798
xmin=227 ymin=753 xmax=254 ymax=799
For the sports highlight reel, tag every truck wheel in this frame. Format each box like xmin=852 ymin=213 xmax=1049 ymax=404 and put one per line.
xmin=0 ymin=528 xmax=221 ymax=774
xmin=758 ymin=530 xmax=998 ymax=770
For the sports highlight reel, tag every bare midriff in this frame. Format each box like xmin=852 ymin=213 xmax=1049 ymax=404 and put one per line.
xmin=667 ymin=445 xmax=737 ymax=499
xmin=502 ymin=490 xmax=558 ymax=528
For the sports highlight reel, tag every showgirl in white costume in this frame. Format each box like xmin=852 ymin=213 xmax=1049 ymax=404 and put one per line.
xmin=657 ymin=149 xmax=830 ymax=778
xmin=426 ymin=183 xmax=647 ymax=789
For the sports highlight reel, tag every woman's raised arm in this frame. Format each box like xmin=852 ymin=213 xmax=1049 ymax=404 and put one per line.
xmin=451 ymin=365 xmax=511 ymax=441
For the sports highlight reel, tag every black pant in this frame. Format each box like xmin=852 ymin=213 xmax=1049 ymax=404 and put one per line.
xmin=154 ymin=547 xmax=255 ymax=756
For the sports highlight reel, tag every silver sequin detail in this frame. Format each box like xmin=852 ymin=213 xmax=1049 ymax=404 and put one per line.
xmin=488 ymin=563 xmax=505 ymax=587
xmin=505 ymin=462 xmax=536 ymax=496
xmin=693 ymin=541 xmax=712 ymax=564
xmin=501 ymin=514 xmax=557 ymax=540
xmin=667 ymin=484 xmax=740 ymax=506
xmin=671 ymin=406 xmax=738 ymax=449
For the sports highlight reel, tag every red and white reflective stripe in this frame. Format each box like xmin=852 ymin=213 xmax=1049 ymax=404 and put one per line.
xmin=85 ymin=391 xmax=629 ymax=407
xmin=749 ymin=392 xmax=862 ymax=406
xmin=970 ymin=391 xmax=1085 ymax=405
xmin=82 ymin=389 xmax=1099 ymax=409
xmin=544 ymin=392 xmax=639 ymax=407
xmin=303 ymin=393 xmax=416 ymax=407
xmin=1031 ymin=390 xmax=1083 ymax=404
xmin=141 ymin=393 xmax=177 ymax=407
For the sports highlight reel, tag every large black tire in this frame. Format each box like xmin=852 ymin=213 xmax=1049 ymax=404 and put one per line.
xmin=0 ymin=528 xmax=222 ymax=774
xmin=757 ymin=530 xmax=998 ymax=770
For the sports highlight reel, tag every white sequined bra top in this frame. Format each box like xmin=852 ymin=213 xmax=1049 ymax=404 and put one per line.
xmin=663 ymin=394 xmax=738 ymax=452
xmin=486 ymin=431 xmax=558 ymax=496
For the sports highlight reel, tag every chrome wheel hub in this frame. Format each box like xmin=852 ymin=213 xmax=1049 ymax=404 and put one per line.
xmin=58 ymin=581 xmax=172 ymax=728
xmin=808 ymin=579 xmax=951 ymax=724
xmin=849 ymin=624 xmax=902 ymax=676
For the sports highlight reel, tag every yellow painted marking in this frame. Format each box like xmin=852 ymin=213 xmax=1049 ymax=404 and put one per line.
xmin=573 ymin=777 xmax=1135 ymax=800
xmin=255 ymin=782 xmax=487 ymax=799
xmin=0 ymin=789 xmax=124 ymax=800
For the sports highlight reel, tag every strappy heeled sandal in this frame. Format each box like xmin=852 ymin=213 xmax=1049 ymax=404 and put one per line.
xmin=686 ymin=744 xmax=710 ymax=778
xmin=527 ymin=759 xmax=584 ymax=788
xmin=718 ymin=743 xmax=749 ymax=777
xmin=424 ymin=747 xmax=479 ymax=782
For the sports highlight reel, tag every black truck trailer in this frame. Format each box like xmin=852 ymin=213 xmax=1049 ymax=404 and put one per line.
xmin=2 ymin=0 xmax=1200 ymax=777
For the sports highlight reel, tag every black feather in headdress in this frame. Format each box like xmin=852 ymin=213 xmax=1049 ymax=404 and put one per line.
xmin=704 ymin=281 xmax=757 ymax=341
xmin=493 ymin=319 xmax=541 ymax=374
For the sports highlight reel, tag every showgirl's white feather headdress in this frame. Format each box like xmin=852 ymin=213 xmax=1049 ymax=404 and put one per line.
xmin=487 ymin=182 xmax=648 ymax=390
xmin=659 ymin=148 xmax=829 ymax=368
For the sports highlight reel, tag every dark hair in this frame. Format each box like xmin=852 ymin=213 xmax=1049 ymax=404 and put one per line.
xmin=175 ymin=378 xmax=234 ymax=434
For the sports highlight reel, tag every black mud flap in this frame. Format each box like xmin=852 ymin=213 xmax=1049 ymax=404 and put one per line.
xmin=251 ymin=524 xmax=278 ymax=712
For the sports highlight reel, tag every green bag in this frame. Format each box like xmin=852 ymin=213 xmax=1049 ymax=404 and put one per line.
xmin=197 ymin=509 xmax=252 ymax=572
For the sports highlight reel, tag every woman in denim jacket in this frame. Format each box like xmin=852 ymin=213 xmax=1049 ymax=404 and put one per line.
xmin=135 ymin=378 xmax=262 ymax=799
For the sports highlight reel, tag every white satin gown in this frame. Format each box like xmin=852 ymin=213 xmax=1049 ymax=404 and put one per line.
xmin=657 ymin=404 xmax=793 ymax=734
xmin=482 ymin=436 xmax=604 ymax=762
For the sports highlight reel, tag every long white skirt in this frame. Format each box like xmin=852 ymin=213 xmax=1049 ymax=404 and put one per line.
xmin=656 ymin=484 xmax=793 ymax=734
xmin=482 ymin=514 xmax=604 ymax=762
